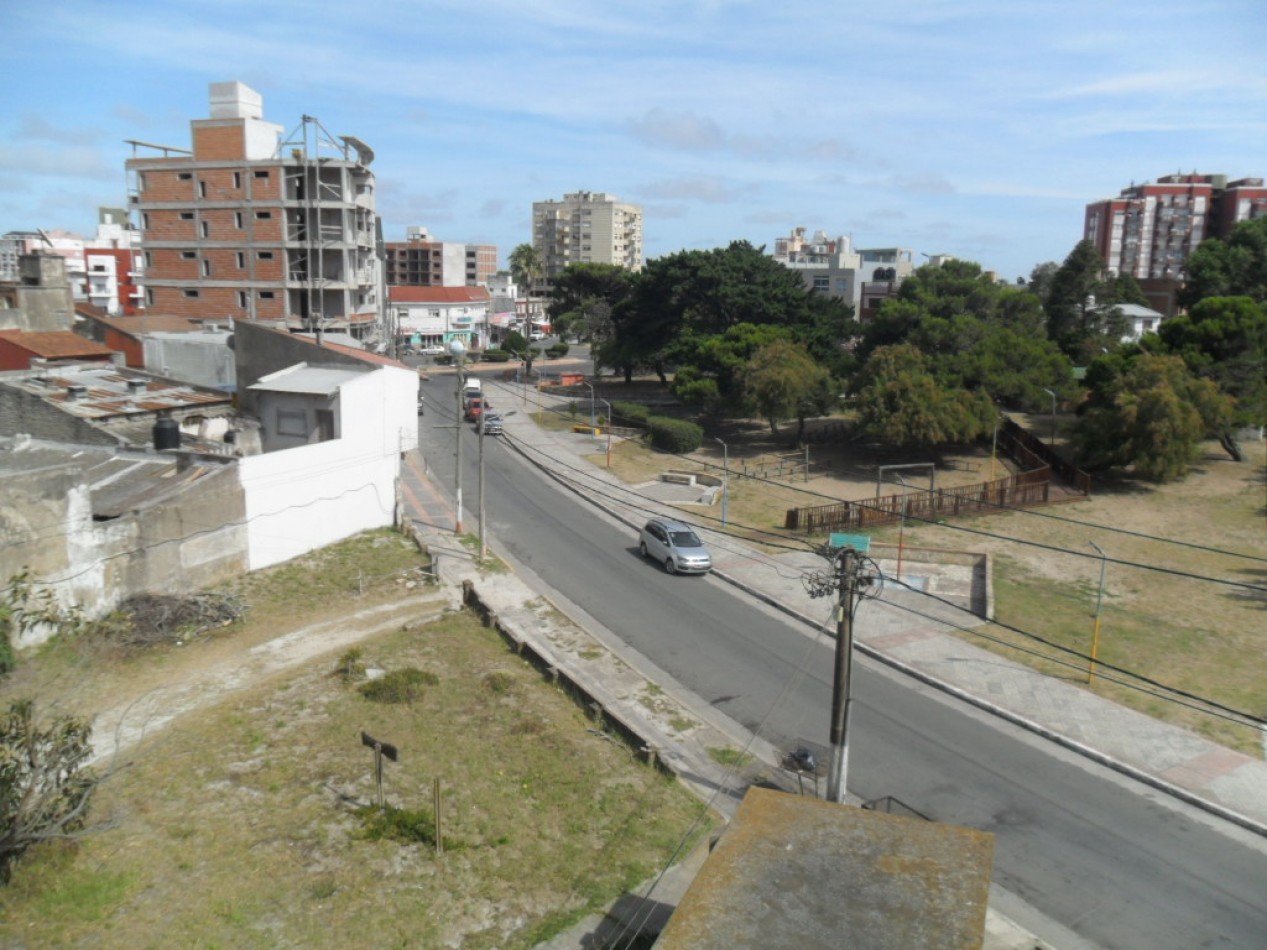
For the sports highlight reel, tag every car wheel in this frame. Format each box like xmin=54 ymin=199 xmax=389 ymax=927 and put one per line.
xmin=639 ymin=542 xmax=649 ymax=559
xmin=664 ymin=558 xmax=676 ymax=575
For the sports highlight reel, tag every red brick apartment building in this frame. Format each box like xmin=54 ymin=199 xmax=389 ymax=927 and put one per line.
xmin=125 ymin=82 xmax=384 ymax=339
xmin=385 ymin=227 xmax=497 ymax=288
xmin=1084 ymin=173 xmax=1267 ymax=314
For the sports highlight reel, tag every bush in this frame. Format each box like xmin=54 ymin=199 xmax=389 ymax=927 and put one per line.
xmin=546 ymin=343 xmax=569 ymax=359
xmin=334 ymin=648 xmax=365 ymax=682
xmin=611 ymin=401 xmax=651 ymax=425
xmin=358 ymin=667 xmax=438 ymax=705
xmin=646 ymin=415 xmax=703 ymax=453
xmin=481 ymin=349 xmax=512 ymax=363
xmin=356 ymin=804 xmax=437 ymax=844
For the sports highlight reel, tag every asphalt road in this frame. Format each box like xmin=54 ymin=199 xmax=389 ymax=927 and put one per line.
xmin=416 ymin=374 xmax=1267 ymax=949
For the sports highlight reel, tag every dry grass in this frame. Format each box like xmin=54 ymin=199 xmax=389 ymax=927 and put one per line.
xmin=0 ymin=532 xmax=712 ymax=946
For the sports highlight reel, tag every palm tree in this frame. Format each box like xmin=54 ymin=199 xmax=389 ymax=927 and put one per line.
xmin=508 ymin=243 xmax=544 ymax=299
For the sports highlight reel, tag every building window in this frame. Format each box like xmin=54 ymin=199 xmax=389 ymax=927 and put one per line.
xmin=254 ymin=170 xmax=270 ymax=179
xmin=137 ymin=172 xmax=146 ymax=192
xmin=236 ymin=252 xmax=245 ymax=268
xmin=813 ymin=276 xmax=830 ymax=291
xmin=233 ymin=171 xmax=242 ymax=189
xmin=178 ymin=172 xmax=192 ymax=181
xmin=234 ymin=211 xmax=243 ymax=229
xmin=255 ymin=211 xmax=272 ymax=220
xmin=199 ymin=181 xmax=208 ymax=198
xmin=259 ymin=291 xmax=275 ymax=299
xmin=183 ymin=289 xmax=200 ymax=298
xmin=257 ymin=251 xmax=274 ymax=260
xmin=200 ymin=221 xmax=209 ymax=238
xmin=145 ymin=288 xmax=154 ymax=306
xmin=141 ymin=212 xmax=150 ymax=230
xmin=201 ymin=259 xmax=212 ymax=277
xmin=180 ymin=212 xmax=194 ymax=220
xmin=181 ymin=250 xmax=196 ymax=260
xmin=276 ymin=408 xmax=307 ymax=437
xmin=144 ymin=251 xmax=152 ymax=268
xmin=237 ymin=291 xmax=248 ymax=308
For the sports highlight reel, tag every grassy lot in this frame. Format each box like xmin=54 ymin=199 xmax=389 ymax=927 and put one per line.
xmin=0 ymin=533 xmax=712 ymax=947
xmin=571 ymin=412 xmax=1267 ymax=757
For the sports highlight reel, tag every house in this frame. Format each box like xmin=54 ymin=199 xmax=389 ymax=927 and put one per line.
xmin=388 ymin=285 xmax=491 ymax=351
xmin=1107 ymin=302 xmax=1167 ymax=342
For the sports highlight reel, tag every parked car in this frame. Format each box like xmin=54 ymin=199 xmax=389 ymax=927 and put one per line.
xmin=481 ymin=413 xmax=503 ymax=435
xmin=529 ymin=329 xmax=546 ymax=342
xmin=419 ymin=344 xmax=446 ymax=356
xmin=638 ymin=518 xmax=712 ymax=575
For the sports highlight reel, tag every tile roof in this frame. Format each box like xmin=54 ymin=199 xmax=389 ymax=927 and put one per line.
xmin=388 ymin=286 xmax=491 ymax=304
xmin=0 ymin=330 xmax=115 ymax=359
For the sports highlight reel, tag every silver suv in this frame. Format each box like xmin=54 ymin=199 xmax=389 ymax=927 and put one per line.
xmin=638 ymin=518 xmax=712 ymax=575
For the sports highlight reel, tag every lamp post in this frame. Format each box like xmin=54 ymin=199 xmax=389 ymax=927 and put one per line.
xmin=894 ymin=473 xmax=909 ymax=582
xmin=1041 ymin=388 xmax=1057 ymax=446
xmin=601 ymin=399 xmax=612 ymax=468
xmin=449 ymin=339 xmax=466 ymax=535
xmin=714 ymin=437 xmax=729 ymax=525
xmin=990 ymin=413 xmax=1003 ymax=481
xmin=1088 ymin=541 xmax=1107 ymax=683
xmin=583 ymin=381 xmax=596 ymax=427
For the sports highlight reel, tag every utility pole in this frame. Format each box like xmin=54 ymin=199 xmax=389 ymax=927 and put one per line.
xmin=449 ymin=340 xmax=466 ymax=535
xmin=806 ymin=543 xmax=874 ymax=804
xmin=478 ymin=409 xmax=487 ymax=561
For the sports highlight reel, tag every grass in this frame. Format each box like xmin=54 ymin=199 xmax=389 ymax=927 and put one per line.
xmin=0 ymin=609 xmax=712 ymax=948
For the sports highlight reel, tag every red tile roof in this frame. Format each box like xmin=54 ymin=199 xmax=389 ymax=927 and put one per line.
xmin=0 ymin=330 xmax=115 ymax=359
xmin=388 ymin=286 xmax=490 ymax=304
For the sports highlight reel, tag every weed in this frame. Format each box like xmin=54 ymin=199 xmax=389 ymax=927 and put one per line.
xmin=358 ymin=668 xmax=438 ymax=705
xmin=708 ymin=747 xmax=752 ymax=768
xmin=334 ymin=648 xmax=366 ymax=682
xmin=483 ymin=671 xmax=514 ymax=695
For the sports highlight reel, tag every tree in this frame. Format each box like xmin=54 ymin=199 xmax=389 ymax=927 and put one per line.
xmin=852 ymin=344 xmax=995 ymax=447
xmin=1074 ymin=353 xmax=1234 ymax=481
xmin=0 ymin=700 xmax=101 ymax=882
xmin=1043 ymin=240 xmax=1147 ymax=361
xmin=741 ymin=340 xmax=837 ymax=444
xmin=507 ymin=243 xmax=544 ymax=299
xmin=1158 ymin=295 xmax=1267 ymax=457
xmin=1179 ymin=217 xmax=1267 ymax=307
xmin=1026 ymin=261 xmax=1060 ymax=301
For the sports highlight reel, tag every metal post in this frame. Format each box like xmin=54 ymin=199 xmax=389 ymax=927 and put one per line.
xmin=715 ymin=437 xmax=729 ymax=526
xmin=1088 ymin=541 xmax=1107 ymax=683
xmin=894 ymin=473 xmax=909 ymax=582
xmin=990 ymin=415 xmax=1001 ymax=481
xmin=478 ymin=408 xmax=486 ymax=561
xmin=584 ymin=381 xmax=596 ymax=427
xmin=826 ymin=547 xmax=861 ymax=804
xmin=449 ymin=340 xmax=466 ymax=535
xmin=1042 ymin=388 xmax=1057 ymax=446
xmin=601 ymin=399 xmax=612 ymax=468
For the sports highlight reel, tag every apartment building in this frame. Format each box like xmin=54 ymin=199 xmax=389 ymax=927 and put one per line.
xmin=384 ymin=227 xmax=497 ymax=288
xmin=769 ymin=228 xmax=915 ymax=320
xmin=125 ymin=82 xmax=384 ymax=340
xmin=1084 ymin=173 xmax=1267 ymax=313
xmin=531 ymin=191 xmax=643 ymax=290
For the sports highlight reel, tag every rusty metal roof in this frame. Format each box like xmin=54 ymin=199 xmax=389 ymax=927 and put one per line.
xmin=657 ymin=787 xmax=994 ymax=950
xmin=1 ymin=362 xmax=231 ymax=421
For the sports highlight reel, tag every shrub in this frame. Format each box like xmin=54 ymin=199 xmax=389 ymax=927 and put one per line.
xmin=358 ymin=667 xmax=438 ymax=705
xmin=356 ymin=804 xmax=436 ymax=844
xmin=334 ymin=648 xmax=365 ymax=682
xmin=646 ymin=415 xmax=703 ymax=453
xmin=545 ymin=343 xmax=569 ymax=359
xmin=481 ymin=349 xmax=512 ymax=363
xmin=611 ymin=401 xmax=651 ymax=425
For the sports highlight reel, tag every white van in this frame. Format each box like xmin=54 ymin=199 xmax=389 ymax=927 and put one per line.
xmin=462 ymin=378 xmax=482 ymax=406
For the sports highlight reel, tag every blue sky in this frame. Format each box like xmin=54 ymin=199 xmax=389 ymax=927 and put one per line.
xmin=2 ymin=0 xmax=1264 ymax=281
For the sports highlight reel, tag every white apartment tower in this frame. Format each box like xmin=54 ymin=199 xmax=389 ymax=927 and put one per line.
xmin=532 ymin=191 xmax=644 ymax=289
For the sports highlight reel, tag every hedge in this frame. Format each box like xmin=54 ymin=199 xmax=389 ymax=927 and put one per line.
xmin=481 ymin=349 xmax=512 ymax=362
xmin=611 ymin=401 xmax=652 ymax=425
xmin=646 ymin=415 xmax=703 ymax=453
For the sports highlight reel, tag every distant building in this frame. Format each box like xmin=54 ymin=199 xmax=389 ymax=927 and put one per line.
xmin=384 ymin=227 xmax=497 ymax=288
xmin=0 ymin=252 xmax=76 ymax=332
xmin=531 ymin=191 xmax=643 ymax=290
xmin=388 ymin=286 xmax=491 ymax=350
xmin=857 ymin=247 xmax=917 ymax=322
xmin=769 ymin=229 xmax=917 ymax=321
xmin=125 ymin=81 xmax=384 ymax=341
xmin=1084 ymin=173 xmax=1267 ymax=315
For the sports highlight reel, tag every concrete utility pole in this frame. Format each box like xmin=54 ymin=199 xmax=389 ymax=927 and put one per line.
xmin=449 ymin=339 xmax=466 ymax=535
xmin=806 ymin=544 xmax=875 ymax=804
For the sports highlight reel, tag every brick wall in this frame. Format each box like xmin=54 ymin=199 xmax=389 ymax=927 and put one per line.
xmin=193 ymin=123 xmax=247 ymax=161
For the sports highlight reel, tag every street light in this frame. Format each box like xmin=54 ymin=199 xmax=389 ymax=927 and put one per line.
xmin=893 ymin=473 xmax=910 ymax=582
xmin=601 ymin=399 xmax=612 ymax=468
xmin=1041 ymin=388 xmax=1057 ymax=446
xmin=1088 ymin=541 xmax=1107 ymax=683
xmin=583 ymin=381 xmax=596 ymax=428
xmin=714 ymin=437 xmax=729 ymax=526
xmin=448 ymin=339 xmax=466 ymax=535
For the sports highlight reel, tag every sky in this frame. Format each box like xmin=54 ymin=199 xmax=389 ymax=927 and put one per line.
xmin=1 ymin=0 xmax=1264 ymax=282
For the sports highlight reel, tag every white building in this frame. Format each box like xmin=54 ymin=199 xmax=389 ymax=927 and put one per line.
xmin=532 ymin=191 xmax=644 ymax=290
xmin=388 ymin=285 xmax=491 ymax=350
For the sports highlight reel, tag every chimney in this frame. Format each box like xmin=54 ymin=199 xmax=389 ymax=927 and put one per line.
xmin=66 ymin=384 xmax=88 ymax=401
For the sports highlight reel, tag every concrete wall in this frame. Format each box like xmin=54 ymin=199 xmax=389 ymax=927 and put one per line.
xmin=0 ymin=387 xmax=118 ymax=444
xmin=0 ymin=459 xmax=248 ymax=647
xmin=143 ymin=332 xmax=236 ymax=390
xmin=234 ymin=320 xmax=382 ymax=415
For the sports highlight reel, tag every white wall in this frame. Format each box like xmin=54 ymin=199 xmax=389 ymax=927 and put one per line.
xmin=239 ymin=364 xmax=417 ymax=570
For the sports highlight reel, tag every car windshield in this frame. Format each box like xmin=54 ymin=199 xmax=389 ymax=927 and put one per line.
xmin=669 ymin=530 xmax=702 ymax=547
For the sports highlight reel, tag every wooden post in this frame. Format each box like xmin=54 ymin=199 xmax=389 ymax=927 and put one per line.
xmin=433 ymin=777 xmax=443 ymax=855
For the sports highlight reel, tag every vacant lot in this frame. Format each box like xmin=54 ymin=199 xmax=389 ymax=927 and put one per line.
xmin=0 ymin=534 xmax=710 ymax=948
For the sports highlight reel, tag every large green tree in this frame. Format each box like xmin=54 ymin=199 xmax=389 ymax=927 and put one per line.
xmin=1043 ymin=240 xmax=1147 ymax=362
xmin=1074 ymin=353 xmax=1234 ymax=481
xmin=546 ymin=263 xmax=637 ymax=375
xmin=1179 ymin=217 xmax=1267 ymax=307
xmin=740 ymin=339 xmax=837 ymax=444
xmin=852 ymin=344 xmax=996 ymax=447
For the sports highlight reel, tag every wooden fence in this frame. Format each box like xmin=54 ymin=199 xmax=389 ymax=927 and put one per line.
xmin=784 ymin=421 xmax=1089 ymax=534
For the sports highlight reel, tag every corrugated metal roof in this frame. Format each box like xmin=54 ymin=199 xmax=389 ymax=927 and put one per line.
xmin=1 ymin=363 xmax=232 ymax=420
xmin=0 ymin=330 xmax=115 ymax=359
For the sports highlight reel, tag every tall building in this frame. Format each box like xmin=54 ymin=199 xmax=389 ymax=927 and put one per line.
xmin=1084 ymin=173 xmax=1267 ymax=282
xmin=769 ymin=228 xmax=915 ymax=321
xmin=384 ymin=227 xmax=497 ymax=287
xmin=531 ymin=191 xmax=643 ymax=289
xmin=125 ymin=82 xmax=383 ymax=339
